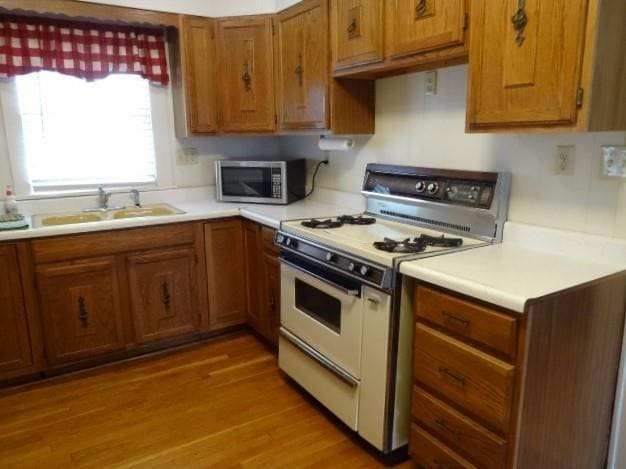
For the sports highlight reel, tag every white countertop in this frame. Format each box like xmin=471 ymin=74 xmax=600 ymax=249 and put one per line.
xmin=0 ymin=188 xmax=363 ymax=242
xmin=400 ymin=222 xmax=626 ymax=313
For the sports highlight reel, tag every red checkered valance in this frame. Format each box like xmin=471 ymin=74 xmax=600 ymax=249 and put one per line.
xmin=0 ymin=14 xmax=169 ymax=85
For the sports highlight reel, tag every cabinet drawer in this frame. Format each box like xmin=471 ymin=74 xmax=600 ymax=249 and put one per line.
xmin=416 ymin=286 xmax=518 ymax=358
xmin=412 ymin=387 xmax=507 ymax=469
xmin=413 ymin=323 xmax=515 ymax=433
xmin=410 ymin=424 xmax=476 ymax=469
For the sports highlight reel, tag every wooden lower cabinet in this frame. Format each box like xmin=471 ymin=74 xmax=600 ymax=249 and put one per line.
xmin=205 ymin=219 xmax=247 ymax=329
xmin=0 ymin=244 xmax=37 ymax=380
xmin=410 ymin=281 xmax=626 ymax=468
xmin=127 ymin=247 xmax=199 ymax=344
xmin=36 ymin=257 xmax=125 ymax=367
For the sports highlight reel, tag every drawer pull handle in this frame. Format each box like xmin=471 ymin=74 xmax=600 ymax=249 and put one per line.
xmin=438 ymin=367 xmax=466 ymax=386
xmin=161 ymin=282 xmax=171 ymax=310
xmin=347 ymin=18 xmax=357 ymax=34
xmin=441 ymin=310 xmax=470 ymax=327
xmin=78 ymin=296 xmax=89 ymax=326
xmin=436 ymin=418 xmax=462 ymax=438
xmin=416 ymin=0 xmax=427 ymax=17
xmin=294 ymin=53 xmax=304 ymax=86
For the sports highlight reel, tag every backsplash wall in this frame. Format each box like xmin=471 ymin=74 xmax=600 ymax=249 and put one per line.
xmin=282 ymin=65 xmax=626 ymax=239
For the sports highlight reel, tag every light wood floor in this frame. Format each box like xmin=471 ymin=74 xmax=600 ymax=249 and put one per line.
xmin=0 ymin=332 xmax=412 ymax=468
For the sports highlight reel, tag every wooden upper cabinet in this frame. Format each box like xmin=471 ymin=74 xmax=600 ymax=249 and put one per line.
xmin=204 ymin=220 xmax=247 ymax=330
xmin=127 ymin=247 xmax=199 ymax=344
xmin=179 ymin=17 xmax=218 ymax=135
xmin=216 ymin=16 xmax=276 ymax=134
xmin=36 ymin=258 xmax=125 ymax=366
xmin=276 ymin=0 xmax=330 ymax=130
xmin=467 ymin=0 xmax=589 ymax=129
xmin=386 ymin=0 xmax=467 ymax=59
xmin=331 ymin=0 xmax=384 ymax=71
xmin=0 ymin=245 xmax=35 ymax=378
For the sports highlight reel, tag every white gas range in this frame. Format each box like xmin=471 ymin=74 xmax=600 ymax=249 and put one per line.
xmin=275 ymin=164 xmax=511 ymax=456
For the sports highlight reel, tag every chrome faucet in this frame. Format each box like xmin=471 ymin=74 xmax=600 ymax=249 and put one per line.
xmin=98 ymin=187 xmax=111 ymax=210
xmin=130 ymin=189 xmax=141 ymax=208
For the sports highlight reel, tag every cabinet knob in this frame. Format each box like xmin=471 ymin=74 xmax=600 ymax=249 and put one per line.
xmin=241 ymin=61 xmax=252 ymax=91
xmin=416 ymin=0 xmax=427 ymax=17
xmin=511 ymin=0 xmax=528 ymax=46
xmin=347 ymin=18 xmax=357 ymax=34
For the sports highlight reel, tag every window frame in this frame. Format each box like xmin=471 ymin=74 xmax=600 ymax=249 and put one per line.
xmin=0 ymin=73 xmax=175 ymax=199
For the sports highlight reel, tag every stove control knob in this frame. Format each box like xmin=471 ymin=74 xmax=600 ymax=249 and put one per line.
xmin=325 ymin=252 xmax=336 ymax=262
xmin=359 ymin=265 xmax=370 ymax=276
xmin=427 ymin=182 xmax=440 ymax=194
xmin=415 ymin=181 xmax=426 ymax=193
xmin=285 ymin=238 xmax=298 ymax=248
xmin=348 ymin=262 xmax=357 ymax=272
xmin=276 ymin=234 xmax=285 ymax=244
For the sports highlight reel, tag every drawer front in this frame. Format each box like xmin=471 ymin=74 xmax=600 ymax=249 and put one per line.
xmin=416 ymin=286 xmax=518 ymax=358
xmin=410 ymin=424 xmax=477 ymax=469
xmin=414 ymin=323 xmax=515 ymax=433
xmin=412 ymin=387 xmax=507 ymax=469
xmin=32 ymin=223 xmax=196 ymax=264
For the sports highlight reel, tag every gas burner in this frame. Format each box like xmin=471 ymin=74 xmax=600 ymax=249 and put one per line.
xmin=301 ymin=218 xmax=344 ymax=229
xmin=337 ymin=215 xmax=377 ymax=226
xmin=373 ymin=238 xmax=428 ymax=253
xmin=373 ymin=234 xmax=464 ymax=253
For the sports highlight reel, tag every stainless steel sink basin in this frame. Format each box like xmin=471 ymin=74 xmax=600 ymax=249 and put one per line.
xmin=32 ymin=204 xmax=186 ymax=228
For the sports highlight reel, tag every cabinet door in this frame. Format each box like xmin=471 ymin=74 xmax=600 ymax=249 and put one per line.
xmin=243 ymin=222 xmax=265 ymax=334
xmin=0 ymin=245 xmax=34 ymax=377
xmin=205 ymin=220 xmax=247 ymax=329
xmin=216 ymin=17 xmax=276 ymax=133
xmin=262 ymin=253 xmax=281 ymax=347
xmin=467 ymin=0 xmax=589 ymax=128
xmin=276 ymin=0 xmax=329 ymax=130
xmin=127 ymin=247 xmax=198 ymax=344
xmin=36 ymin=258 xmax=125 ymax=366
xmin=180 ymin=16 xmax=218 ymax=134
xmin=386 ymin=0 xmax=466 ymax=59
xmin=331 ymin=0 xmax=384 ymax=71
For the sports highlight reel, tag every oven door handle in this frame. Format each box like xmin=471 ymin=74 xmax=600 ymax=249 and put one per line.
xmin=279 ymin=257 xmax=361 ymax=297
xmin=280 ymin=328 xmax=359 ymax=387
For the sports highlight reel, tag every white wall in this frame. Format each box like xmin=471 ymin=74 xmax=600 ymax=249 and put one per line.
xmin=282 ymin=65 xmax=626 ymax=239
xmin=76 ymin=0 xmax=296 ymax=16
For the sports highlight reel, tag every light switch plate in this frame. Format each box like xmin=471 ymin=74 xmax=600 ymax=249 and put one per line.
xmin=424 ymin=70 xmax=438 ymax=96
xmin=602 ymin=145 xmax=626 ymax=179
xmin=555 ymin=145 xmax=575 ymax=175
xmin=177 ymin=147 xmax=199 ymax=166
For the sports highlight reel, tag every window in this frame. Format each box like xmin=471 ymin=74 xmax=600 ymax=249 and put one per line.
xmin=14 ymin=71 xmax=157 ymax=192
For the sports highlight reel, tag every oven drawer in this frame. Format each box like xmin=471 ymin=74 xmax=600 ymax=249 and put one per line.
xmin=410 ymin=424 xmax=477 ymax=469
xmin=413 ymin=324 xmax=515 ymax=433
xmin=416 ymin=286 xmax=518 ymax=358
xmin=279 ymin=333 xmax=359 ymax=430
xmin=412 ymin=387 xmax=507 ymax=469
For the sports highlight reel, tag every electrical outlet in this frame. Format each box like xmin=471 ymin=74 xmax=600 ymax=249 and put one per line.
xmin=177 ymin=147 xmax=199 ymax=166
xmin=602 ymin=145 xmax=626 ymax=179
xmin=424 ymin=70 xmax=438 ymax=96
xmin=555 ymin=145 xmax=575 ymax=175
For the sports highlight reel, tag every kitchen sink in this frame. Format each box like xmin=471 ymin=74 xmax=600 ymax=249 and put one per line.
xmin=33 ymin=204 xmax=185 ymax=228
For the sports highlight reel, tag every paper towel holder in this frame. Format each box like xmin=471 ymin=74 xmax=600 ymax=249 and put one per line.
xmin=318 ymin=136 xmax=355 ymax=152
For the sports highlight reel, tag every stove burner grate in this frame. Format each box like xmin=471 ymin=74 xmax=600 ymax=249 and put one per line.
xmin=373 ymin=234 xmax=464 ymax=253
xmin=301 ymin=214 xmax=377 ymax=229
xmin=337 ymin=215 xmax=377 ymax=226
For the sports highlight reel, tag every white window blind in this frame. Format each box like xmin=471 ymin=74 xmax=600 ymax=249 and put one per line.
xmin=15 ymin=71 xmax=157 ymax=191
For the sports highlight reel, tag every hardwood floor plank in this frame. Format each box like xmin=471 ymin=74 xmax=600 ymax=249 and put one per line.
xmin=0 ymin=333 xmax=406 ymax=468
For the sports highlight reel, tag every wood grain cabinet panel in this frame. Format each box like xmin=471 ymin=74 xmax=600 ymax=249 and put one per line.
xmin=243 ymin=221 xmax=264 ymax=334
xmin=413 ymin=323 xmax=515 ymax=433
xmin=175 ymin=16 xmax=218 ymax=136
xmin=262 ymin=251 xmax=281 ymax=346
xmin=410 ymin=424 xmax=477 ymax=469
xmin=205 ymin=220 xmax=247 ymax=330
xmin=386 ymin=0 xmax=467 ymax=59
xmin=467 ymin=0 xmax=588 ymax=128
xmin=0 ymin=245 xmax=34 ymax=378
xmin=276 ymin=0 xmax=329 ymax=130
xmin=36 ymin=258 xmax=125 ymax=366
xmin=216 ymin=16 xmax=276 ymax=134
xmin=127 ymin=247 xmax=199 ymax=344
xmin=331 ymin=0 xmax=384 ymax=71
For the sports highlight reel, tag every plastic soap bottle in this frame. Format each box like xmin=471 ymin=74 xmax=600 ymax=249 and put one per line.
xmin=4 ymin=185 xmax=18 ymax=215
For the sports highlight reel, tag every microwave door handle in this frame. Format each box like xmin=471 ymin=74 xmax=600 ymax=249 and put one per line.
xmin=279 ymin=257 xmax=361 ymax=297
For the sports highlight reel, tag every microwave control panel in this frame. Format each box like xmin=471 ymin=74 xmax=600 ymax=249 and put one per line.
xmin=272 ymin=168 xmax=282 ymax=199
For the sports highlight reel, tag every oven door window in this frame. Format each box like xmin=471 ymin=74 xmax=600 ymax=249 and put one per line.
xmin=295 ymin=279 xmax=341 ymax=333
xmin=221 ymin=167 xmax=273 ymax=198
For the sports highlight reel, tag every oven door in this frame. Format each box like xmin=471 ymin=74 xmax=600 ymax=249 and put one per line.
xmin=279 ymin=256 xmax=364 ymax=379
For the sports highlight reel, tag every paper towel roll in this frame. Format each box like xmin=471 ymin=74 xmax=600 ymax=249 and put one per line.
xmin=318 ymin=137 xmax=355 ymax=152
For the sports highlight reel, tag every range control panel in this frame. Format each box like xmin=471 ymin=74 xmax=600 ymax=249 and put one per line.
xmin=362 ymin=166 xmax=498 ymax=209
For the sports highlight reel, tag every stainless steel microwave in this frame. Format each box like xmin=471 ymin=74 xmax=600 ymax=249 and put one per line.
xmin=216 ymin=159 xmax=306 ymax=205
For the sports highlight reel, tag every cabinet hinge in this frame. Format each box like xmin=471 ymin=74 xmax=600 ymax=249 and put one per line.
xmin=576 ymin=88 xmax=584 ymax=108
xmin=463 ymin=13 xmax=469 ymax=30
